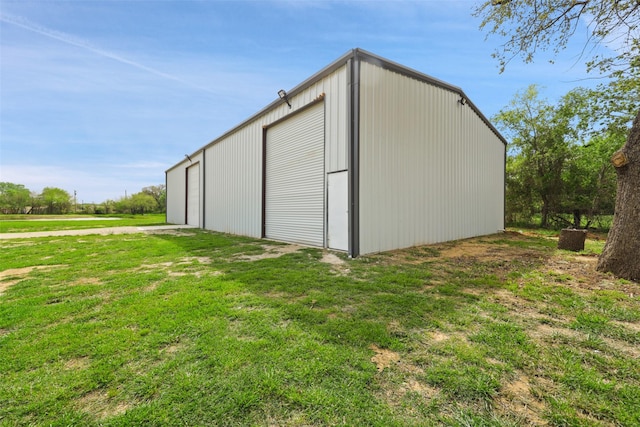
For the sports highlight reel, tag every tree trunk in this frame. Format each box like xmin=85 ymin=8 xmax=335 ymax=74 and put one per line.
xmin=573 ymin=209 xmax=582 ymax=228
xmin=597 ymin=110 xmax=640 ymax=282
xmin=541 ymin=198 xmax=550 ymax=228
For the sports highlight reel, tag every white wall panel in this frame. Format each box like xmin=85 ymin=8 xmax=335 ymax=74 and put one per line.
xmin=204 ymin=126 xmax=262 ymax=237
xmin=166 ymin=163 xmax=186 ymax=225
xmin=186 ymin=163 xmax=200 ymax=226
xmin=358 ymin=62 xmax=505 ymax=254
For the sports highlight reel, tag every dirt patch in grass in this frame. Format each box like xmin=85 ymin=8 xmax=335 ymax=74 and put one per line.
xmin=238 ymin=244 xmax=303 ymax=261
xmin=369 ymin=344 xmax=400 ymax=372
xmin=321 ymin=252 xmax=345 ymax=266
xmin=523 ymin=249 xmax=639 ymax=296
xmin=0 ymin=265 xmax=66 ymax=295
xmin=70 ymin=277 xmax=102 ymax=286
xmin=489 ymin=289 xmax=561 ymax=322
xmin=320 ymin=251 xmax=351 ymax=275
xmin=429 ymin=331 xmax=451 ymax=342
xmin=145 ymin=229 xmax=197 ymax=236
xmin=383 ymin=232 xmax=547 ymax=268
xmin=64 ymin=357 xmax=91 ymax=371
xmin=178 ymin=256 xmax=212 ymax=265
xmin=0 ymin=279 xmax=21 ymax=295
xmin=440 ymin=242 xmax=507 ymax=259
xmin=495 ymin=374 xmax=548 ymax=426
xmin=139 ymin=261 xmax=175 ymax=270
xmin=75 ymin=389 xmax=131 ymax=420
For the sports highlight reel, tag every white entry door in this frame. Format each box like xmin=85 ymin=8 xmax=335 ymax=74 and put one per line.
xmin=327 ymin=171 xmax=348 ymax=251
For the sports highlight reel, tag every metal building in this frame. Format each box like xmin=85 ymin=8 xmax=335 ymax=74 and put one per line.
xmin=165 ymin=48 xmax=506 ymax=257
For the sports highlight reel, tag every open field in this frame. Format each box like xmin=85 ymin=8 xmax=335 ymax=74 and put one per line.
xmin=0 ymin=226 xmax=638 ymax=426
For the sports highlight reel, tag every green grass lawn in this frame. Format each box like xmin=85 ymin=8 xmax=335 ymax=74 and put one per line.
xmin=0 ymin=227 xmax=638 ymax=426
xmin=0 ymin=214 xmax=167 ymax=233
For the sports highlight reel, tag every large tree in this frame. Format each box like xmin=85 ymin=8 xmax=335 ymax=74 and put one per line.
xmin=495 ymin=85 xmax=573 ymax=227
xmin=40 ymin=187 xmax=71 ymax=214
xmin=0 ymin=182 xmax=32 ymax=214
xmin=141 ymin=185 xmax=166 ymax=213
xmin=496 ymin=85 xmax=617 ymax=228
xmin=475 ymin=0 xmax=640 ymax=281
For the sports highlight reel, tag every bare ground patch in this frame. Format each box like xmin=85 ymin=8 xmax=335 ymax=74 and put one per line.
xmin=137 ymin=257 xmax=218 ymax=279
xmin=320 ymin=251 xmax=351 ymax=275
xmin=494 ymin=374 xmax=548 ymax=426
xmin=145 ymin=229 xmax=197 ymax=236
xmin=383 ymin=232 xmax=547 ymax=268
xmin=75 ymin=389 xmax=132 ymax=420
xmin=369 ymin=344 xmax=401 ymax=372
xmin=543 ymin=254 xmax=612 ymax=291
xmin=0 ymin=265 xmax=67 ymax=295
xmin=237 ymin=244 xmax=303 ymax=261
xmin=70 ymin=277 xmax=103 ymax=286
xmin=178 ymin=256 xmax=212 ymax=265
xmin=439 ymin=242 xmax=508 ymax=260
xmin=64 ymin=357 xmax=91 ymax=371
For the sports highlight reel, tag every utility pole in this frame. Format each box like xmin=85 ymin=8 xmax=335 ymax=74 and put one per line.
xmin=74 ymin=190 xmax=77 ymax=213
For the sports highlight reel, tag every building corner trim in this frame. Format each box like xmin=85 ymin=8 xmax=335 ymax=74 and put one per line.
xmin=348 ymin=52 xmax=361 ymax=257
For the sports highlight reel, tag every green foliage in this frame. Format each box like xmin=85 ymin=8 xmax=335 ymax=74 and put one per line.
xmin=562 ymin=133 xmax=619 ymax=225
xmin=141 ymin=185 xmax=166 ymax=213
xmin=0 ymin=183 xmax=166 ymax=216
xmin=39 ymin=187 xmax=72 ymax=214
xmin=112 ymin=185 xmax=166 ymax=215
xmin=496 ymin=86 xmax=620 ymax=228
xmin=0 ymin=182 xmax=32 ymax=214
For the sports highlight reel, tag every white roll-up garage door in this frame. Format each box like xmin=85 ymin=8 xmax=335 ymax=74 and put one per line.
xmin=265 ymin=102 xmax=325 ymax=246
xmin=186 ymin=163 xmax=200 ymax=226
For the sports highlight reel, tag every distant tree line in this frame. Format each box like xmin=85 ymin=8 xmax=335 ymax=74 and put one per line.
xmin=0 ymin=183 xmax=166 ymax=215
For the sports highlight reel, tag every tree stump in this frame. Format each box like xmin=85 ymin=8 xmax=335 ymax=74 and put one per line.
xmin=558 ymin=229 xmax=587 ymax=251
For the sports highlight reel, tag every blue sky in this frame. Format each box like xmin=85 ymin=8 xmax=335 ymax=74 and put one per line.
xmin=1 ymin=0 xmax=606 ymax=204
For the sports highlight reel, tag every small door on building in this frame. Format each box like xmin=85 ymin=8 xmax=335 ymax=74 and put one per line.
xmin=265 ymin=102 xmax=325 ymax=246
xmin=186 ymin=163 xmax=200 ymax=226
xmin=327 ymin=171 xmax=348 ymax=251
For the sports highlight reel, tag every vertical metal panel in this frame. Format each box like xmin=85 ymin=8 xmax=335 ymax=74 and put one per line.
xmin=265 ymin=102 xmax=325 ymax=247
xmin=166 ymin=164 xmax=186 ymax=224
xmin=358 ymin=62 xmax=505 ymax=254
xmin=186 ymin=163 xmax=200 ymax=226
xmin=204 ymin=125 xmax=263 ymax=237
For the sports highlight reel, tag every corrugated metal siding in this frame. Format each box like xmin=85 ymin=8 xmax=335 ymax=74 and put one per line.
xmin=186 ymin=163 xmax=200 ymax=226
xmin=358 ymin=62 xmax=505 ymax=254
xmin=166 ymin=163 xmax=186 ymax=224
xmin=265 ymin=102 xmax=325 ymax=246
xmin=201 ymin=66 xmax=348 ymax=239
xmin=204 ymin=126 xmax=262 ymax=237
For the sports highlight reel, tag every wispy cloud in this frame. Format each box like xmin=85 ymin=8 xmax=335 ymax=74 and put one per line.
xmin=0 ymin=12 xmax=219 ymax=95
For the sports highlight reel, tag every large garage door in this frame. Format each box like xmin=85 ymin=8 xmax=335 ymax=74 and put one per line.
xmin=186 ymin=163 xmax=200 ymax=226
xmin=265 ymin=102 xmax=325 ymax=246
